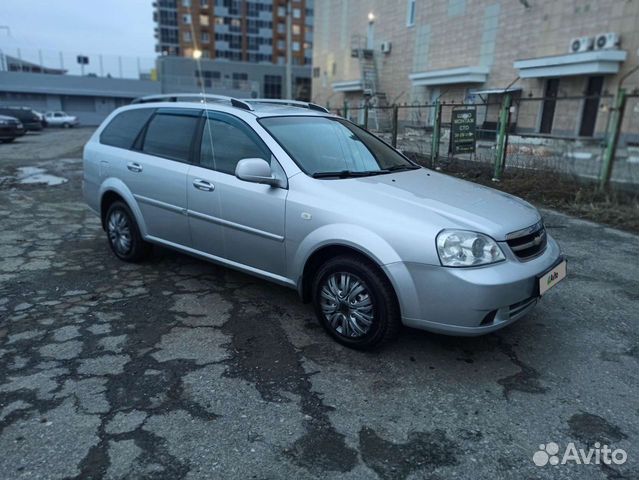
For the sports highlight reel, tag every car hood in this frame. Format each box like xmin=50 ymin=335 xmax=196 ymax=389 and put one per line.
xmin=317 ymin=169 xmax=541 ymax=241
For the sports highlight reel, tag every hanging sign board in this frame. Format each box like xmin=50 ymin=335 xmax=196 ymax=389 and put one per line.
xmin=450 ymin=106 xmax=476 ymax=154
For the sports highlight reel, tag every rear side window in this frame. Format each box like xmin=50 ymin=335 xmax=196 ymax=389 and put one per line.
xmin=142 ymin=111 xmax=200 ymax=162
xmin=100 ymin=108 xmax=154 ymax=149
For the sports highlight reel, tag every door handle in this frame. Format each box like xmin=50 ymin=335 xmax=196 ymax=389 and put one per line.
xmin=193 ymin=179 xmax=215 ymax=191
xmin=127 ymin=162 xmax=143 ymax=173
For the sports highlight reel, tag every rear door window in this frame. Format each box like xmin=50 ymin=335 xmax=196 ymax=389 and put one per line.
xmin=142 ymin=109 xmax=201 ymax=162
xmin=100 ymin=108 xmax=154 ymax=149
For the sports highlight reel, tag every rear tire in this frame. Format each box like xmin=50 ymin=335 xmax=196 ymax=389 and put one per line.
xmin=62 ymin=123 xmax=70 ymax=129
xmin=312 ymin=255 xmax=401 ymax=350
xmin=105 ymin=201 xmax=151 ymax=262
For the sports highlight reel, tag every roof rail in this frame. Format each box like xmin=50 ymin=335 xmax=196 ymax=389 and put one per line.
xmin=242 ymin=99 xmax=329 ymax=113
xmin=131 ymin=93 xmax=253 ymax=111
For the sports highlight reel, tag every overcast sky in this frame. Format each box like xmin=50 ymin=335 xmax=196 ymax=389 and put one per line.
xmin=0 ymin=0 xmax=155 ymax=58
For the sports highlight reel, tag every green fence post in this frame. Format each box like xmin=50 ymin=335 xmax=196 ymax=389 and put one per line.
xmin=430 ymin=100 xmax=442 ymax=167
xmin=600 ymin=88 xmax=627 ymax=190
xmin=343 ymin=100 xmax=348 ymax=119
xmin=364 ymin=102 xmax=369 ymax=129
xmin=391 ymin=104 xmax=399 ymax=148
xmin=493 ymin=93 xmax=512 ymax=181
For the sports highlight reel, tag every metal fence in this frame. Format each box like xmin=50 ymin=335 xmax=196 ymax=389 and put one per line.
xmin=0 ymin=45 xmax=156 ymax=80
xmin=333 ymin=92 xmax=639 ymax=188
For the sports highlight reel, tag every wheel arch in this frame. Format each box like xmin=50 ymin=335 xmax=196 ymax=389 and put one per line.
xmin=298 ymin=243 xmax=401 ymax=313
xmin=99 ymin=179 xmax=147 ymax=236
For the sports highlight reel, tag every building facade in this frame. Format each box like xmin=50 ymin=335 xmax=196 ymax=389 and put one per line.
xmin=157 ymin=55 xmax=311 ymax=100
xmin=154 ymin=0 xmax=314 ymax=66
xmin=0 ymin=71 xmax=160 ymax=125
xmin=311 ymin=0 xmax=639 ymax=140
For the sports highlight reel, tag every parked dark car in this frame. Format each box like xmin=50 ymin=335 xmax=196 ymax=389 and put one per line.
xmin=0 ymin=107 xmax=43 ymax=131
xmin=0 ymin=114 xmax=26 ymax=143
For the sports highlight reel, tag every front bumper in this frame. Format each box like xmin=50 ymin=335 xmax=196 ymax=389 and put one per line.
xmin=383 ymin=234 xmax=563 ymax=336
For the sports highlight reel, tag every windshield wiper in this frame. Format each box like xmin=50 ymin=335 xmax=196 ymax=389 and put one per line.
xmin=311 ymin=170 xmax=389 ymax=178
xmin=385 ymin=164 xmax=421 ymax=172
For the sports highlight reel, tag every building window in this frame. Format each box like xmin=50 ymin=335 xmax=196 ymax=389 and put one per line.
xmin=277 ymin=22 xmax=285 ymax=34
xmin=406 ymin=0 xmax=416 ymax=27
xmin=200 ymin=14 xmax=209 ymax=26
xmin=264 ymin=75 xmax=282 ymax=99
xmin=159 ymin=10 xmax=178 ymax=26
xmin=200 ymin=0 xmax=208 ymax=6
xmin=294 ymin=77 xmax=311 ymax=101
xmin=292 ymin=41 xmax=300 ymax=52
xmin=182 ymin=0 xmax=191 ymax=6
xmin=293 ymin=8 xmax=301 ymax=19
xmin=215 ymin=16 xmax=224 ymax=25
xmin=160 ymin=28 xmax=179 ymax=44
xmin=232 ymin=72 xmax=248 ymax=89
xmin=229 ymin=35 xmax=242 ymax=49
xmin=292 ymin=24 xmax=301 ymax=35
xmin=201 ymin=31 xmax=210 ymax=43
xmin=277 ymin=6 xmax=286 ymax=16
xmin=183 ymin=14 xmax=192 ymax=24
xmin=196 ymin=69 xmax=220 ymax=87
xmin=183 ymin=31 xmax=192 ymax=42
xmin=312 ymin=67 xmax=320 ymax=78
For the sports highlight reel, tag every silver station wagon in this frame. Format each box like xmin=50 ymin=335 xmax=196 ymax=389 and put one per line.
xmin=83 ymin=94 xmax=566 ymax=349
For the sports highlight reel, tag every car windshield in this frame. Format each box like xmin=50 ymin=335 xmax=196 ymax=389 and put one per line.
xmin=260 ymin=116 xmax=418 ymax=177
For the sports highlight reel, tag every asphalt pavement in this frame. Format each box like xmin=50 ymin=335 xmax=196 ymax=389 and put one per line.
xmin=0 ymin=129 xmax=637 ymax=479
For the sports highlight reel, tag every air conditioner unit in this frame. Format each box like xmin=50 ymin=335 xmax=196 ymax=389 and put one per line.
xmin=594 ymin=32 xmax=620 ymax=50
xmin=569 ymin=36 xmax=592 ymax=53
xmin=380 ymin=41 xmax=392 ymax=54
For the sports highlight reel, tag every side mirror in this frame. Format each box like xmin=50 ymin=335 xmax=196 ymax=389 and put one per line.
xmin=235 ymin=158 xmax=281 ymax=187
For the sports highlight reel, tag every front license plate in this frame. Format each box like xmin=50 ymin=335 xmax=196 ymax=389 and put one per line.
xmin=539 ymin=259 xmax=567 ymax=296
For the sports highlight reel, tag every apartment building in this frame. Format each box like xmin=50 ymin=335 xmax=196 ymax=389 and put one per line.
xmin=154 ymin=0 xmax=314 ymax=66
xmin=312 ymin=0 xmax=639 ymax=139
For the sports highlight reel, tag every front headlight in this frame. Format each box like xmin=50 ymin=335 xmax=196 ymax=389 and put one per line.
xmin=436 ymin=230 xmax=505 ymax=267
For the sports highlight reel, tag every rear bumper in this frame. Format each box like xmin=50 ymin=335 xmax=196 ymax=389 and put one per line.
xmin=0 ymin=125 xmax=25 ymax=139
xmin=383 ymin=234 xmax=564 ymax=336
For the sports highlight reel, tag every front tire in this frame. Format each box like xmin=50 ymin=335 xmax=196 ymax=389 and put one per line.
xmin=312 ymin=255 xmax=401 ymax=350
xmin=105 ymin=201 xmax=150 ymax=262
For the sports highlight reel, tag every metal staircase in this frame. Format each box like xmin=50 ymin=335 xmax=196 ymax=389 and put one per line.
xmin=350 ymin=34 xmax=391 ymax=131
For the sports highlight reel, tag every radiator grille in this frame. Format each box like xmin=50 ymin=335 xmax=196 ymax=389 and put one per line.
xmin=506 ymin=222 xmax=547 ymax=260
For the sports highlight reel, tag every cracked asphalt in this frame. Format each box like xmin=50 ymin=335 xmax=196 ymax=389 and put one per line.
xmin=0 ymin=129 xmax=638 ymax=479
